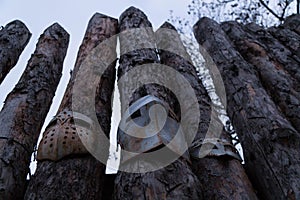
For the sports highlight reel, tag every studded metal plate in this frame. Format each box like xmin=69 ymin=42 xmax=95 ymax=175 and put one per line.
xmin=37 ymin=110 xmax=93 ymax=161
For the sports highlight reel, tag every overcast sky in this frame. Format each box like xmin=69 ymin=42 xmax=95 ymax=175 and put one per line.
xmin=0 ymin=0 xmax=193 ymax=173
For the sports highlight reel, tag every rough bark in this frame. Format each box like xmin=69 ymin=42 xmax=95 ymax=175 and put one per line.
xmin=222 ymin=21 xmax=300 ymax=133
xmin=194 ymin=17 xmax=300 ymax=200
xmin=25 ymin=13 xmax=117 ymax=200
xmin=242 ymin=22 xmax=300 ymax=84
xmin=113 ymin=7 xmax=202 ymax=200
xmin=268 ymin=25 xmax=300 ymax=59
xmin=0 ymin=20 xmax=31 ymax=84
xmin=157 ymin=22 xmax=257 ymax=200
xmin=284 ymin=14 xmax=300 ymax=35
xmin=0 ymin=23 xmax=69 ymax=200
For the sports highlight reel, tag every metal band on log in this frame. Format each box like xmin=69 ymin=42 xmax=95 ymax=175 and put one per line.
xmin=194 ymin=17 xmax=300 ymax=200
xmin=0 ymin=23 xmax=69 ymax=200
xmin=25 ymin=13 xmax=117 ymax=200
xmin=157 ymin=22 xmax=257 ymax=200
xmin=113 ymin=7 xmax=203 ymax=200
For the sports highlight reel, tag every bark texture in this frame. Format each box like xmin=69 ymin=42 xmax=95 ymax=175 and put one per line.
xmin=244 ymin=22 xmax=300 ymax=84
xmin=0 ymin=20 xmax=31 ymax=84
xmin=222 ymin=21 xmax=300 ymax=134
xmin=157 ymin=22 xmax=257 ymax=200
xmin=284 ymin=14 xmax=300 ymax=35
xmin=0 ymin=23 xmax=69 ymax=200
xmin=194 ymin=17 xmax=300 ymax=200
xmin=113 ymin=7 xmax=202 ymax=200
xmin=25 ymin=13 xmax=118 ymax=200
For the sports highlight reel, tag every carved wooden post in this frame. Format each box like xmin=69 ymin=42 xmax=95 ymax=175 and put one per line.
xmin=194 ymin=17 xmax=300 ymax=200
xmin=157 ymin=22 xmax=258 ymax=200
xmin=113 ymin=7 xmax=203 ymax=200
xmin=25 ymin=13 xmax=117 ymax=199
xmin=0 ymin=20 xmax=31 ymax=84
xmin=0 ymin=23 xmax=69 ymax=200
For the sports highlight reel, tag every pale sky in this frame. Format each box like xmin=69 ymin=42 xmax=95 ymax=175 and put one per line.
xmin=0 ymin=0 xmax=192 ymax=173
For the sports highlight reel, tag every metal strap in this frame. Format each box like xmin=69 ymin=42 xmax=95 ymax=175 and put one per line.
xmin=190 ymin=138 xmax=242 ymax=161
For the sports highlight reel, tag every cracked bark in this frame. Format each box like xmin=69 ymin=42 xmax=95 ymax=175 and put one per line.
xmin=243 ymin=22 xmax=300 ymax=85
xmin=0 ymin=23 xmax=69 ymax=200
xmin=283 ymin=14 xmax=300 ymax=35
xmin=25 ymin=13 xmax=117 ymax=200
xmin=113 ymin=7 xmax=202 ymax=200
xmin=157 ymin=22 xmax=257 ymax=200
xmin=222 ymin=21 xmax=300 ymax=134
xmin=194 ymin=17 xmax=300 ymax=200
xmin=0 ymin=20 xmax=31 ymax=84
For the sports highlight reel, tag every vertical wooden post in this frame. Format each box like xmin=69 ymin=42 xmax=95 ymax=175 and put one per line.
xmin=194 ymin=17 xmax=300 ymax=199
xmin=24 ymin=13 xmax=118 ymax=200
xmin=0 ymin=23 xmax=69 ymax=200
xmin=157 ymin=22 xmax=258 ymax=200
xmin=0 ymin=20 xmax=31 ymax=84
xmin=113 ymin=7 xmax=203 ymax=200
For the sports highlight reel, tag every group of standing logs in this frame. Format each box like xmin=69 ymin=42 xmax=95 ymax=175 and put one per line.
xmin=0 ymin=6 xmax=299 ymax=200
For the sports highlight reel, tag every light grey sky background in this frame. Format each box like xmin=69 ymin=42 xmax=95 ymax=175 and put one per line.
xmin=0 ymin=0 xmax=192 ymax=173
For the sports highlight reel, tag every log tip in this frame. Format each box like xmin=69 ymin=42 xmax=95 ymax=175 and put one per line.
xmin=119 ymin=6 xmax=151 ymax=28
xmin=4 ymin=20 xmax=32 ymax=45
xmin=44 ymin=23 xmax=70 ymax=41
xmin=89 ymin=12 xmax=118 ymax=24
xmin=159 ymin=21 xmax=176 ymax=30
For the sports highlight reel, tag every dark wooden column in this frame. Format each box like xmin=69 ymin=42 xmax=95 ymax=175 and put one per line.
xmin=222 ymin=21 xmax=300 ymax=134
xmin=0 ymin=23 xmax=69 ymax=200
xmin=113 ymin=7 xmax=202 ymax=200
xmin=157 ymin=22 xmax=257 ymax=200
xmin=0 ymin=20 xmax=31 ymax=84
xmin=194 ymin=17 xmax=300 ymax=200
xmin=284 ymin=14 xmax=300 ymax=35
xmin=25 ymin=13 xmax=117 ymax=200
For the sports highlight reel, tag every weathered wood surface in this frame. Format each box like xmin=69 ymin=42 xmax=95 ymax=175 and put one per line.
xmin=25 ymin=13 xmax=117 ymax=200
xmin=268 ymin=25 xmax=300 ymax=59
xmin=157 ymin=22 xmax=257 ymax=200
xmin=222 ymin=21 xmax=300 ymax=134
xmin=0 ymin=23 xmax=69 ymax=200
xmin=194 ymin=17 xmax=300 ymax=200
xmin=284 ymin=14 xmax=300 ymax=35
xmin=243 ymin=22 xmax=300 ymax=85
xmin=113 ymin=7 xmax=202 ymax=200
xmin=0 ymin=20 xmax=31 ymax=84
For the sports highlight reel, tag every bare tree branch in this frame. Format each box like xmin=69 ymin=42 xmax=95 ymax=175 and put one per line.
xmin=259 ymin=0 xmax=284 ymax=21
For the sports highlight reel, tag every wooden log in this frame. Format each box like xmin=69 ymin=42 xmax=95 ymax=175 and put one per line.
xmin=268 ymin=25 xmax=300 ymax=59
xmin=222 ymin=21 xmax=300 ymax=134
xmin=242 ymin=22 xmax=300 ymax=84
xmin=157 ymin=22 xmax=257 ymax=200
xmin=0 ymin=20 xmax=31 ymax=84
xmin=0 ymin=23 xmax=69 ymax=200
xmin=113 ymin=7 xmax=203 ymax=200
xmin=194 ymin=17 xmax=300 ymax=200
xmin=24 ymin=13 xmax=118 ymax=200
xmin=283 ymin=14 xmax=300 ymax=35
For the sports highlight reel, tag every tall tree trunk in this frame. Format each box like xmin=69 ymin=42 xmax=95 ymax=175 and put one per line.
xmin=0 ymin=20 xmax=31 ymax=84
xmin=157 ymin=22 xmax=258 ymax=200
xmin=25 ymin=13 xmax=118 ymax=200
xmin=113 ymin=7 xmax=202 ymax=200
xmin=194 ymin=17 xmax=300 ymax=200
xmin=222 ymin=21 xmax=300 ymax=134
xmin=0 ymin=23 xmax=69 ymax=200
